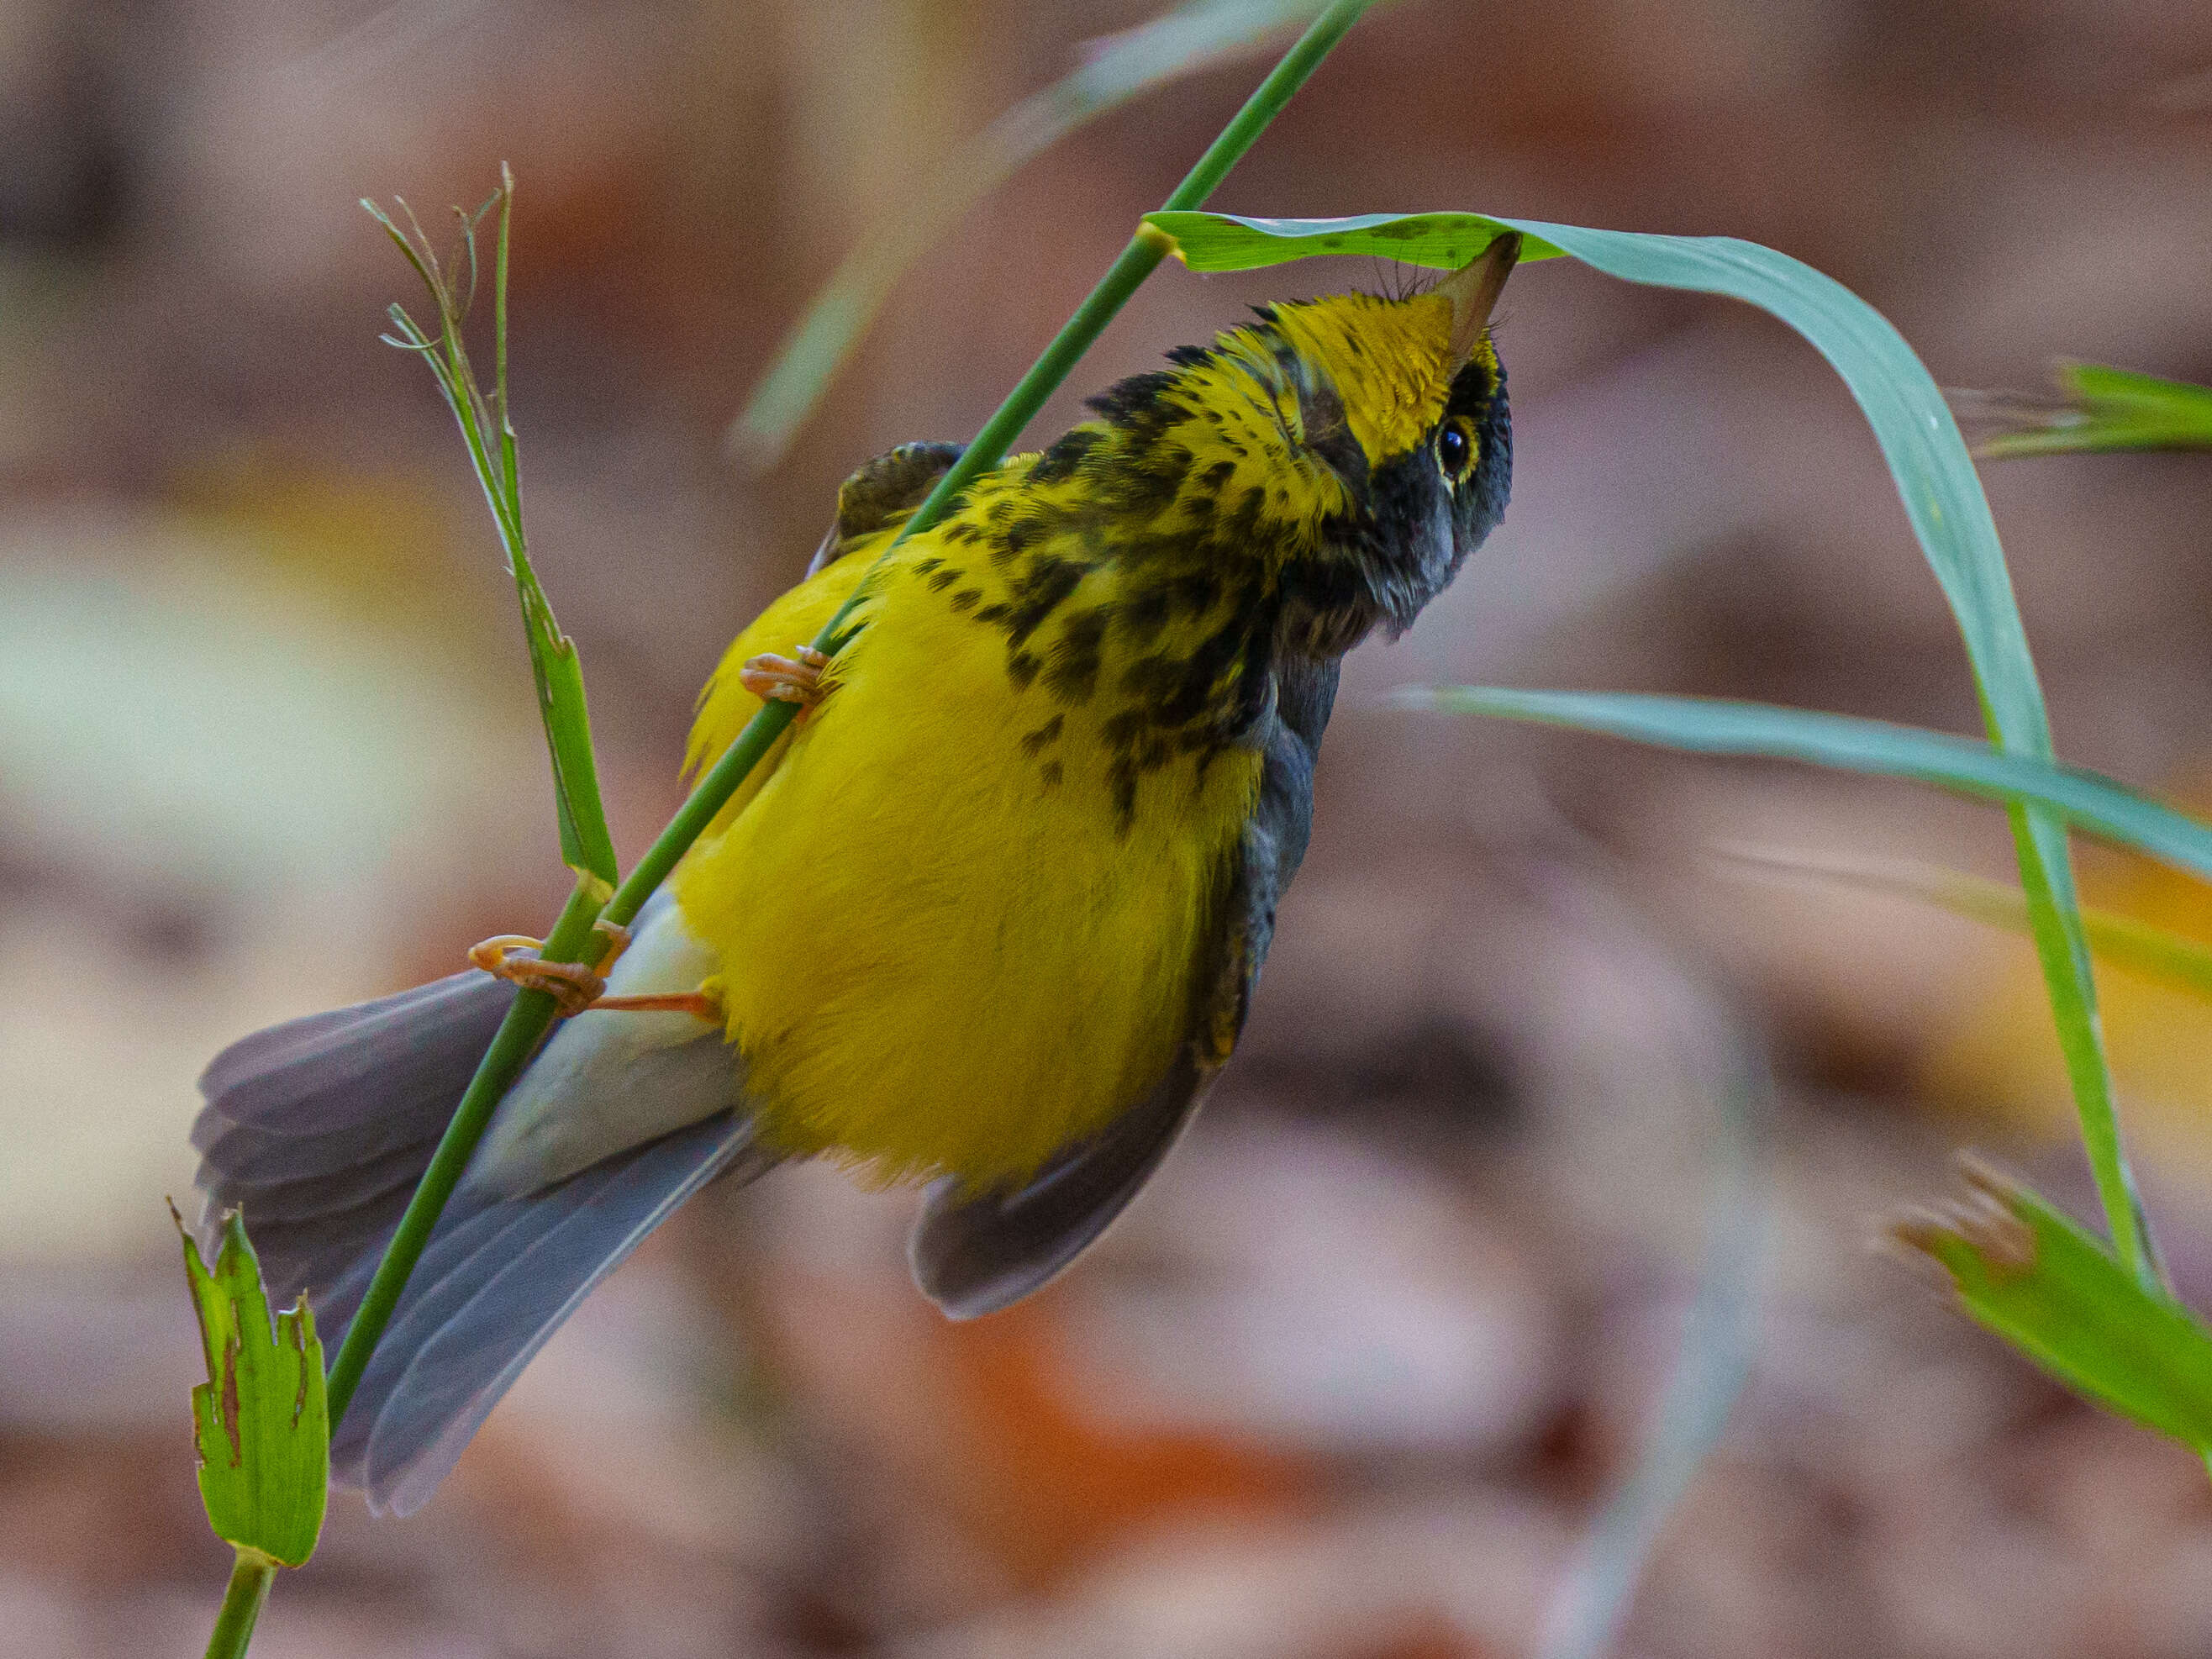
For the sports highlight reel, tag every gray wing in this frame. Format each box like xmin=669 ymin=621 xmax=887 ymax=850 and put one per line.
xmin=329 ymin=1112 xmax=767 ymax=1515
xmin=192 ymin=893 xmax=770 ymax=1514
xmin=192 ymin=970 xmax=519 ymax=1308
xmin=806 ymin=440 xmax=965 ymax=576
xmin=908 ymin=658 xmax=1340 ymax=1319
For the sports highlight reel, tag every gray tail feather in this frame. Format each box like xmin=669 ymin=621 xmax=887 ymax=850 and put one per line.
xmin=330 ymin=1113 xmax=765 ymax=1514
xmin=192 ymin=970 xmax=767 ymax=1514
xmin=193 ymin=971 xmax=519 ymax=1306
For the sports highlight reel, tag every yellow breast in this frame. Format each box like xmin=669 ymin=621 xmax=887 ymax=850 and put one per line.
xmin=675 ymin=509 xmax=1261 ymax=1189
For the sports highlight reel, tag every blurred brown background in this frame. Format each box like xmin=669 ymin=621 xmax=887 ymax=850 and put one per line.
xmin=9 ymin=1 xmax=2212 ymax=1653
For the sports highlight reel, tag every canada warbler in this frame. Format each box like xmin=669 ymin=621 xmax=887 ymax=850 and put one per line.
xmin=192 ymin=235 xmax=1519 ymax=1513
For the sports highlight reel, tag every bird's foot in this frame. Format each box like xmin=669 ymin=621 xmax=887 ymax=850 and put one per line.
xmin=467 ymin=919 xmax=633 ymax=1019
xmin=738 ymin=645 xmax=832 ymax=720
xmin=470 ymin=928 xmax=721 ymax=1022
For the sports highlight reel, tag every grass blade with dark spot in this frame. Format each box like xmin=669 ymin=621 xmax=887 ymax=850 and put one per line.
xmin=1889 ymin=1160 xmax=2212 ymax=1449
xmin=176 ymin=1205 xmax=328 ymax=1569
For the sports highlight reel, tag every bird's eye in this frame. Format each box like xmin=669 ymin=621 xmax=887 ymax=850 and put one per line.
xmin=1437 ymin=421 xmax=1472 ymax=481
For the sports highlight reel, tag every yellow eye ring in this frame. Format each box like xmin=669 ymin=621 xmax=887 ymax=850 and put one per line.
xmin=1436 ymin=417 xmax=1476 ymax=482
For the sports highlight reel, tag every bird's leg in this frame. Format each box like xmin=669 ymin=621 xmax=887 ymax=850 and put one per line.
xmin=738 ymin=644 xmax=832 ymax=720
xmin=467 ymin=921 xmax=721 ymax=1022
xmin=585 ymin=985 xmax=725 ymax=1021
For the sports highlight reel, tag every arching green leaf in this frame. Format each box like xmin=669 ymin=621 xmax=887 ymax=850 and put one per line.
xmin=1151 ymin=206 xmax=2149 ymax=1278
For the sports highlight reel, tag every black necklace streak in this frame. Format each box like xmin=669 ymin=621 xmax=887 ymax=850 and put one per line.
xmin=901 ymin=320 xmax=1509 ymax=838
xmin=937 ymin=442 xmax=1293 ymax=836
xmin=906 ymin=380 xmax=1298 ymax=837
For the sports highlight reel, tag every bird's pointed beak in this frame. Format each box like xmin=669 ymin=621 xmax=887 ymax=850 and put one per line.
xmin=1436 ymin=231 xmax=1521 ymax=362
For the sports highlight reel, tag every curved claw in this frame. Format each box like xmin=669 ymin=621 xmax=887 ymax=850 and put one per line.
xmin=466 ymin=936 xmax=606 ymax=1019
xmin=738 ymin=645 xmax=832 ymax=719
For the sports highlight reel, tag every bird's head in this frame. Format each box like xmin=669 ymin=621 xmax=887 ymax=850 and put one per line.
xmin=1235 ymin=234 xmax=1517 ymax=656
xmin=1073 ymin=234 xmax=1518 ymax=661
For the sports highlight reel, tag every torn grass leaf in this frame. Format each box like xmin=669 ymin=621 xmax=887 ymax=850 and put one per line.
xmin=174 ymin=1203 xmax=328 ymax=1568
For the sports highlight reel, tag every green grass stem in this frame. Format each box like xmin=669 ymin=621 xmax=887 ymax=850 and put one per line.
xmin=603 ymin=0 xmax=1378 ymax=930
xmin=322 ymin=877 xmax=603 ymax=1424
xmin=203 ymin=1552 xmax=276 ymax=1659
xmin=730 ymin=0 xmax=1347 ymax=465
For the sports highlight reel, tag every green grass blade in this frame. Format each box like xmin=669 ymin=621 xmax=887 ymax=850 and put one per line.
xmin=730 ymin=0 xmax=1344 ymax=466
xmin=364 ymin=180 xmax=619 ymax=892
xmin=1968 ymin=361 xmax=2212 ymax=459
xmin=1718 ymin=847 xmax=2212 ymax=1004
xmin=1148 ymin=206 xmax=2144 ymax=1278
xmin=1405 ymin=689 xmax=2212 ymax=883
xmin=174 ymin=1206 xmax=328 ymax=1569
xmin=517 ymin=582 xmax=619 ymax=893
xmin=1889 ymin=1160 xmax=2212 ymax=1449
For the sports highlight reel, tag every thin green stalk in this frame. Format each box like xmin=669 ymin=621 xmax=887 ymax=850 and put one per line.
xmin=323 ymin=877 xmax=602 ymax=1422
xmin=610 ymin=0 xmax=1374 ymax=925
xmin=2007 ymin=803 xmax=2159 ymax=1282
xmin=495 ymin=164 xmax=519 ymax=508
xmin=324 ymin=0 xmax=1377 ymax=1426
xmin=731 ymin=0 xmax=1349 ymax=465
xmin=204 ymin=1552 xmax=276 ymax=1659
xmin=1162 ymin=0 xmax=1371 ymax=208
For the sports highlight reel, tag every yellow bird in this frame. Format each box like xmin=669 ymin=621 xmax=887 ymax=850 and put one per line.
xmin=192 ymin=237 xmax=1519 ymax=1513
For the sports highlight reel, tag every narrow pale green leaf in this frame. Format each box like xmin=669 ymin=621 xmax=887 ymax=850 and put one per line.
xmin=1718 ymin=847 xmax=2212 ymax=1004
xmin=1889 ymin=1161 xmax=2212 ymax=1448
xmin=174 ymin=1205 xmax=328 ymax=1569
xmin=730 ymin=0 xmax=1342 ymax=466
xmin=1410 ymin=688 xmax=2212 ymax=882
xmin=1157 ymin=205 xmax=2146 ymax=1276
xmin=358 ymin=198 xmax=439 ymax=298
xmin=1149 ymin=208 xmax=2044 ymax=748
xmin=1970 ymin=361 xmax=2212 ymax=460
